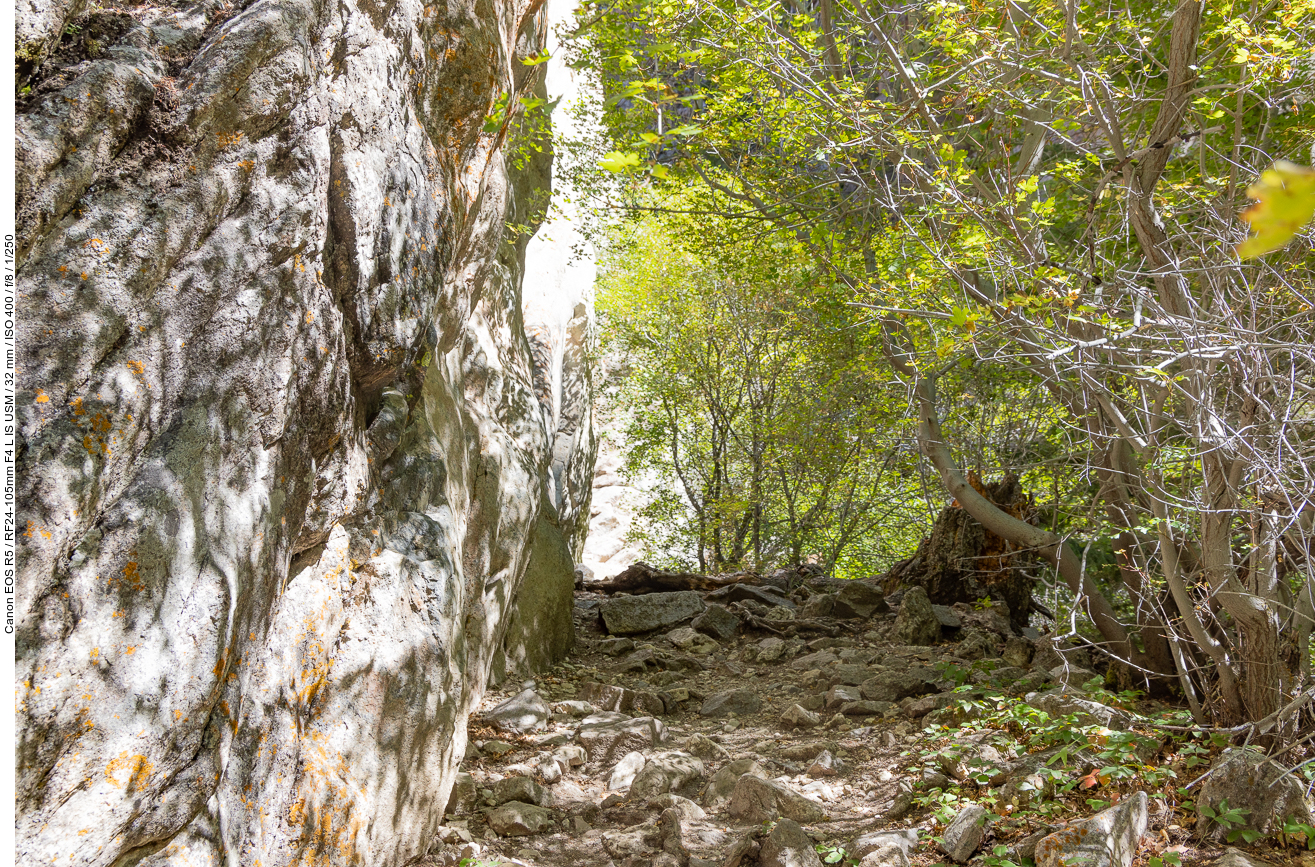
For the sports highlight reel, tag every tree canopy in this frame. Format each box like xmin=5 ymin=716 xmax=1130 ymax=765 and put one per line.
xmin=569 ymin=0 xmax=1315 ymax=734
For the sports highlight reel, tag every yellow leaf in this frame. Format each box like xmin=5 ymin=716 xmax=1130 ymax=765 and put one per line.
xmin=1237 ymin=161 xmax=1315 ymax=258
xmin=599 ymin=151 xmax=642 ymax=172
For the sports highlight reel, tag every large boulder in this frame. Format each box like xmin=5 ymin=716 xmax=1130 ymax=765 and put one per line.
xmin=1036 ymin=791 xmax=1148 ymax=867
xmin=1198 ymin=748 xmax=1314 ymax=838
xmin=13 ymin=0 xmax=598 ymax=864
xmin=601 ymin=591 xmax=706 ymax=635
xmin=577 ymin=713 xmax=669 ymax=765
xmin=895 ymin=586 xmax=942 ymax=645
xmin=727 ymin=775 xmax=826 ymax=823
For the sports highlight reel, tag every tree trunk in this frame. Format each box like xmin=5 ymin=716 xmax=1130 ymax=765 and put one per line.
xmin=880 ymin=473 xmax=1038 ymax=631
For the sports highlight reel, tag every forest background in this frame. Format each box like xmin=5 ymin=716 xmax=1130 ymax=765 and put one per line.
xmin=529 ymin=0 xmax=1315 ymax=736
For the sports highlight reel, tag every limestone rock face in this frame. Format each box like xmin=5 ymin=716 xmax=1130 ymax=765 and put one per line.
xmin=14 ymin=0 xmax=594 ymax=864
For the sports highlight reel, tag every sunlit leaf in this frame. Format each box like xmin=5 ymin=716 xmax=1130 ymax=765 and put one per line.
xmin=599 ymin=151 xmax=642 ymax=172
xmin=1236 ymin=161 xmax=1315 ymax=258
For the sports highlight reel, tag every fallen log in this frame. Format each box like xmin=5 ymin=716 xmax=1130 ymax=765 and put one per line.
xmin=587 ymin=562 xmax=762 ymax=595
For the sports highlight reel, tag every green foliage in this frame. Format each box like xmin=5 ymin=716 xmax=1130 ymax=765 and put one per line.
xmin=1200 ymin=799 xmax=1261 ymax=844
xmin=599 ymin=211 xmax=931 ymax=573
xmin=1279 ymin=819 xmax=1315 ymax=850
xmin=568 ymin=0 xmax=1315 ymax=731
xmin=814 ymin=843 xmax=857 ymax=866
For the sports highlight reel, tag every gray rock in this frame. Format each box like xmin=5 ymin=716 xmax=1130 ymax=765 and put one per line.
xmin=608 ymin=751 xmax=647 ymax=791
xmin=1049 ymin=664 xmax=1102 ymax=690
xmin=601 ymin=591 xmax=706 ymax=635
xmin=1002 ymin=636 xmax=1035 ymax=668
xmin=827 ymin=663 xmax=873 ymax=686
xmin=656 ymin=806 xmax=687 ymax=857
xmin=699 ymin=688 xmax=762 ymax=718
xmin=792 ymin=650 xmax=839 ymax=670
xmin=599 ymin=637 xmax=638 ymax=656
xmin=895 ymin=586 xmax=942 ymax=645
xmin=858 ymin=850 xmax=909 ymax=867
xmin=683 ymin=733 xmax=732 ymax=762
xmin=1036 ymin=790 xmax=1147 ymax=867
xmin=602 ymin=826 xmax=655 ymax=859
xmin=957 ymin=629 xmax=997 ymax=660
xmin=759 ymin=818 xmax=823 ymax=867
xmin=841 ymin=700 xmax=894 ymax=717
xmin=692 ymin=603 xmax=740 ymax=640
xmin=778 ymin=740 xmax=838 ymax=761
xmin=486 ymin=688 xmax=552 ymax=734
xmin=780 ymin=704 xmax=822 ymax=729
xmin=757 ymin=637 xmax=788 ymax=662
xmin=834 ymin=582 xmax=891 ymax=619
xmin=727 ymin=775 xmax=826 ymax=823
xmin=666 ymin=626 xmax=719 ymax=655
xmin=555 ymin=700 xmax=597 ymax=717
xmin=1212 ymin=849 xmax=1281 ymax=867
xmin=800 ymin=594 xmax=837 ymax=619
xmin=577 ymin=714 xmax=669 ymax=765
xmin=706 ymin=584 xmax=797 ymax=609
xmin=487 ymin=802 xmax=556 ymax=836
xmin=902 ymin=692 xmax=958 ymax=719
xmin=860 ymin=669 xmax=937 ymax=703
xmin=940 ymin=803 xmax=990 ymax=863
xmin=1025 ymin=689 xmax=1138 ymax=731
xmin=931 ymin=604 xmax=962 ymax=629
xmin=806 ymin=750 xmax=839 ymax=778
xmin=491 ymin=776 xmax=549 ymax=807
xmin=482 ymin=740 xmax=516 ymax=758
xmin=937 ymin=743 xmax=1008 ymax=784
xmin=703 ymin=758 xmax=768 ymax=810
xmin=1198 ymin=748 xmax=1313 ymax=838
xmin=13 ymin=0 xmax=598 ymax=860
xmin=852 ymin=828 xmax=918 ymax=861
xmin=825 ymin=685 xmax=862 ymax=709
xmin=446 ymin=772 xmax=477 ymax=815
xmin=647 ymin=792 xmax=707 ymax=822
xmin=629 ymin=751 xmax=704 ymax=801
xmin=500 ymin=515 xmax=579 ymax=677
xmin=578 ymin=681 xmax=666 ymax=716
xmin=553 ymin=744 xmax=587 ymax=768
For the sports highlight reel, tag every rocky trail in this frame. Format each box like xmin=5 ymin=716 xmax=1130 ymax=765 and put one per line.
xmin=420 ymin=572 xmax=1315 ymax=867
